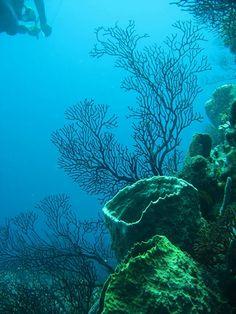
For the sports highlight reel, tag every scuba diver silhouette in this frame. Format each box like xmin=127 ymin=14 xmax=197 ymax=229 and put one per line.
xmin=0 ymin=0 xmax=52 ymax=36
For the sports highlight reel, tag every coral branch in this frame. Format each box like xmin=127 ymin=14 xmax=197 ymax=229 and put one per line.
xmin=53 ymin=21 xmax=209 ymax=200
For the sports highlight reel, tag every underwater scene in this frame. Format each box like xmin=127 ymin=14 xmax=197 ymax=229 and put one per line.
xmin=0 ymin=0 xmax=236 ymax=313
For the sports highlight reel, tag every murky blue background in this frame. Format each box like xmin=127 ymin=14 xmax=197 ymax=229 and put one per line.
xmin=0 ymin=0 xmax=235 ymax=220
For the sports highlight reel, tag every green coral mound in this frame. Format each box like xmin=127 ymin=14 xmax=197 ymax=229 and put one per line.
xmin=99 ymin=235 xmax=227 ymax=314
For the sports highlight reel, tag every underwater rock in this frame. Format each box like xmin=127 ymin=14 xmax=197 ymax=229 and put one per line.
xmin=189 ymin=133 xmax=212 ymax=158
xmin=205 ymin=84 xmax=236 ymax=129
xmin=102 ymin=176 xmax=201 ymax=259
xmin=98 ymin=235 xmax=228 ymax=314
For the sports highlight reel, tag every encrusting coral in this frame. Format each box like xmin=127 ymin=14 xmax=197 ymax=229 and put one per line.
xmin=98 ymin=235 xmax=228 ymax=314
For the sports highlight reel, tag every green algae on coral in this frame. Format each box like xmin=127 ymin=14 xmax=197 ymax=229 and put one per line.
xmin=99 ymin=235 xmax=227 ymax=314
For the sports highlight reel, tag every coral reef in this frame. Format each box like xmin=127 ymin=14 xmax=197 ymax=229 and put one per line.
xmin=180 ymin=85 xmax=236 ymax=218
xmin=98 ymin=235 xmax=227 ymax=314
xmin=95 ymin=84 xmax=236 ymax=313
xmin=102 ymin=176 xmax=202 ymax=259
xmin=177 ymin=85 xmax=236 ymax=310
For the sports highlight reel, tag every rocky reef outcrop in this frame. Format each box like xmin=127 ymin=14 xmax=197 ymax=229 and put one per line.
xmin=178 ymin=84 xmax=236 ymax=310
xmin=179 ymin=84 xmax=236 ymax=220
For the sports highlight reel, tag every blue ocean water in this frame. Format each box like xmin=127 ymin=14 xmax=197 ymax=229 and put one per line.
xmin=0 ymin=0 xmax=235 ymax=222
